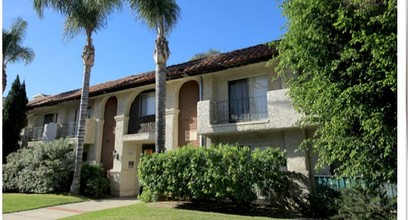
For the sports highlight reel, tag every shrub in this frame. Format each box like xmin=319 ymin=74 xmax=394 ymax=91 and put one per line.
xmin=80 ymin=162 xmax=110 ymax=198
xmin=297 ymin=185 xmax=340 ymax=218
xmin=3 ymin=138 xmax=74 ymax=193
xmin=333 ymin=187 xmax=397 ymax=220
xmin=138 ymin=144 xmax=287 ymax=204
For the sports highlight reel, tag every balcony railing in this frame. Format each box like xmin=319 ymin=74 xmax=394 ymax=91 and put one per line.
xmin=139 ymin=122 xmax=155 ymax=133
xmin=211 ymin=96 xmax=267 ymax=124
xmin=32 ymin=126 xmax=44 ymax=141
xmin=60 ymin=122 xmax=78 ymax=138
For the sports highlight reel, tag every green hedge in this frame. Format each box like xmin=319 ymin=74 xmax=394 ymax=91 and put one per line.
xmin=138 ymin=144 xmax=287 ymax=204
xmin=3 ymin=138 xmax=74 ymax=193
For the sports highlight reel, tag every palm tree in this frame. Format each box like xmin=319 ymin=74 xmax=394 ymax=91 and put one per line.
xmin=2 ymin=17 xmax=35 ymax=93
xmin=34 ymin=0 xmax=121 ymax=194
xmin=129 ymin=0 xmax=180 ymax=153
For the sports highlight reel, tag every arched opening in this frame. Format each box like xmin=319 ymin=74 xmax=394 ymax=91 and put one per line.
xmin=178 ymin=81 xmax=199 ymax=147
xmin=101 ymin=96 xmax=117 ymax=171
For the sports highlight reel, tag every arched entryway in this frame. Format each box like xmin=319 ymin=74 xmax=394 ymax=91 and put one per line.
xmin=178 ymin=81 xmax=199 ymax=147
xmin=101 ymin=97 xmax=118 ymax=171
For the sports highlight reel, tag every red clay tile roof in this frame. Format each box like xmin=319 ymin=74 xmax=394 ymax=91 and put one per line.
xmin=27 ymin=42 xmax=277 ymax=109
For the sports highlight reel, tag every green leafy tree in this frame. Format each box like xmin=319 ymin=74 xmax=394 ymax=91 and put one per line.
xmin=129 ymin=0 xmax=181 ymax=153
xmin=34 ymin=0 xmax=121 ymax=194
xmin=2 ymin=75 xmax=28 ymax=163
xmin=2 ymin=17 xmax=35 ymax=93
xmin=190 ymin=49 xmax=221 ymax=61
xmin=272 ymin=0 xmax=396 ymax=184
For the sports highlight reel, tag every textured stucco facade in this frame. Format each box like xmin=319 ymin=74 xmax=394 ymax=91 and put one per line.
xmin=22 ymin=44 xmax=322 ymax=197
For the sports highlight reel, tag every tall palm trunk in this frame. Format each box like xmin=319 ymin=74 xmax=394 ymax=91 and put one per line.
xmin=154 ymin=23 xmax=169 ymax=153
xmin=70 ymin=33 xmax=95 ymax=194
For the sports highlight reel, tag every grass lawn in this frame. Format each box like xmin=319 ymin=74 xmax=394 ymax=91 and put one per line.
xmin=63 ymin=202 xmax=287 ymax=220
xmin=3 ymin=193 xmax=87 ymax=213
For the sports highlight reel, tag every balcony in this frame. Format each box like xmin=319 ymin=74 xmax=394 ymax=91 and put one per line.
xmin=211 ymin=96 xmax=267 ymax=124
xmin=23 ymin=119 xmax=96 ymax=144
xmin=123 ymin=122 xmax=155 ymax=142
xmin=197 ymin=89 xmax=302 ymax=135
xmin=22 ymin=126 xmax=43 ymax=141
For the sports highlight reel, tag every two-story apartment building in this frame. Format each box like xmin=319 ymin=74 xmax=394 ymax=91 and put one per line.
xmin=23 ymin=43 xmax=327 ymax=196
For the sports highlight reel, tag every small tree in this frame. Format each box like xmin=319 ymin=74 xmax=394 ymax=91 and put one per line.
xmin=3 ymin=75 xmax=28 ymax=163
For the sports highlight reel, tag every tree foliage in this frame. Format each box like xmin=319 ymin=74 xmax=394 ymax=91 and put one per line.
xmin=190 ymin=49 xmax=221 ymax=61
xmin=272 ymin=0 xmax=397 ymax=184
xmin=3 ymin=75 xmax=28 ymax=163
xmin=2 ymin=17 xmax=35 ymax=93
xmin=3 ymin=138 xmax=74 ymax=193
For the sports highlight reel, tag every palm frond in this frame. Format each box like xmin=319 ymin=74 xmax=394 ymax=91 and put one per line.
xmin=3 ymin=17 xmax=35 ymax=65
xmin=7 ymin=47 xmax=35 ymax=65
xmin=34 ymin=0 xmax=121 ymax=41
xmin=129 ymin=0 xmax=180 ymax=34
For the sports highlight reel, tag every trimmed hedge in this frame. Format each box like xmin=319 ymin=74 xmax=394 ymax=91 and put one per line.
xmin=138 ymin=144 xmax=287 ymax=204
xmin=3 ymin=138 xmax=75 ymax=193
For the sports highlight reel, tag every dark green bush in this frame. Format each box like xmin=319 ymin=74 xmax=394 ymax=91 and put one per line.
xmin=3 ymin=138 xmax=74 ymax=193
xmin=297 ymin=185 xmax=340 ymax=219
xmin=138 ymin=144 xmax=287 ymax=204
xmin=80 ymin=162 xmax=110 ymax=198
xmin=333 ymin=187 xmax=397 ymax=220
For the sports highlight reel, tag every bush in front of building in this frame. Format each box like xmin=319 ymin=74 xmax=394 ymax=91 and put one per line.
xmin=80 ymin=162 xmax=110 ymax=198
xmin=3 ymin=138 xmax=75 ymax=193
xmin=333 ymin=187 xmax=397 ymax=220
xmin=138 ymin=144 xmax=287 ymax=204
xmin=297 ymin=185 xmax=340 ymax=218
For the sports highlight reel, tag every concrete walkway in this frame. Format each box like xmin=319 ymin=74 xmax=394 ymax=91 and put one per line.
xmin=3 ymin=196 xmax=140 ymax=220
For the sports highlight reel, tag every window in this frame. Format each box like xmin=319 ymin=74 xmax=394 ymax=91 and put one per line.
xmin=43 ymin=113 xmax=58 ymax=125
xmin=228 ymin=75 xmax=268 ymax=122
xmin=229 ymin=79 xmax=249 ymax=122
xmin=139 ymin=92 xmax=155 ymax=116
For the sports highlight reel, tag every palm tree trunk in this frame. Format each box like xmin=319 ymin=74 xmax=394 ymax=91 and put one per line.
xmin=70 ymin=39 xmax=95 ymax=194
xmin=154 ymin=24 xmax=169 ymax=153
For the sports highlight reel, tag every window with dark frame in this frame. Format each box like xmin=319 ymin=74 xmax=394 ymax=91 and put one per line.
xmin=139 ymin=92 xmax=155 ymax=117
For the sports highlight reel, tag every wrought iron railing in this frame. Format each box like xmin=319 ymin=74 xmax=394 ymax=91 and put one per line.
xmin=211 ymin=96 xmax=267 ymax=124
xmin=139 ymin=122 xmax=155 ymax=133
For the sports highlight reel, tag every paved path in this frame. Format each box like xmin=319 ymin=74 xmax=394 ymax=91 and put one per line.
xmin=3 ymin=196 xmax=140 ymax=220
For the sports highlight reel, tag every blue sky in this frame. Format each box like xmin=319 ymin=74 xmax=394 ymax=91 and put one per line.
xmin=3 ymin=0 xmax=286 ymax=99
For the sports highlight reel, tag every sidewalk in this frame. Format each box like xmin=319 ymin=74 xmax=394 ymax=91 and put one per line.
xmin=3 ymin=196 xmax=140 ymax=220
